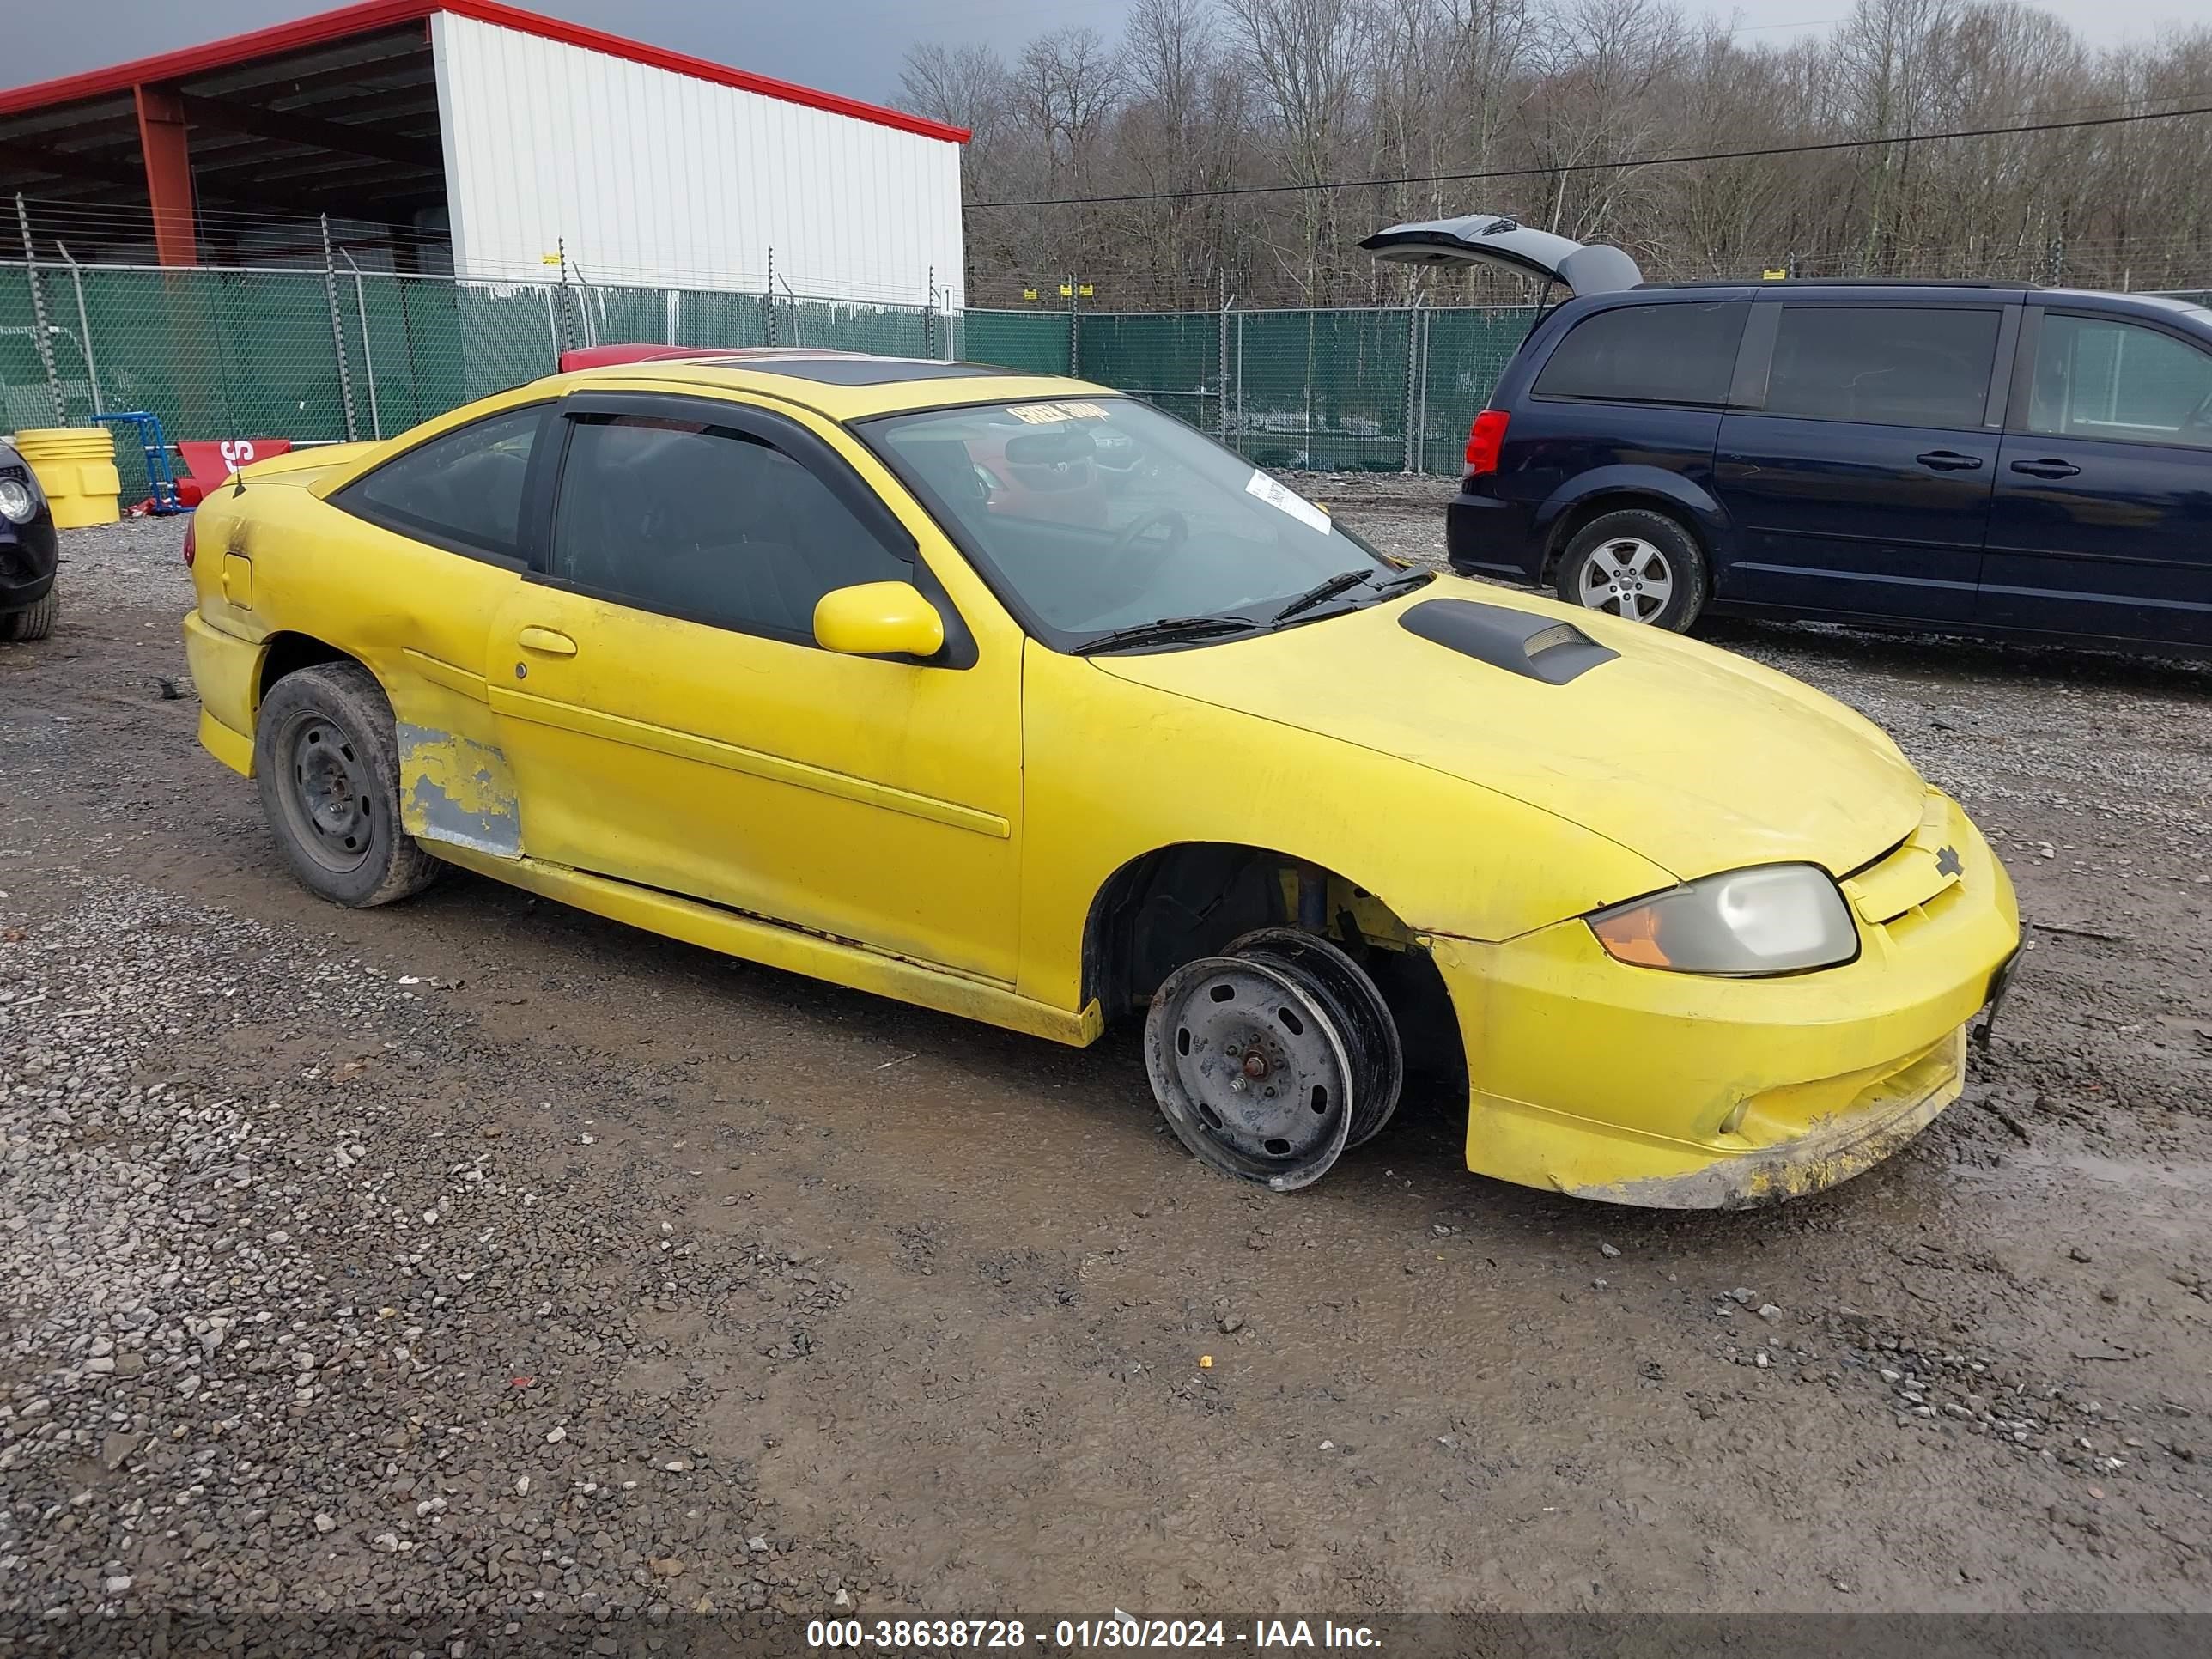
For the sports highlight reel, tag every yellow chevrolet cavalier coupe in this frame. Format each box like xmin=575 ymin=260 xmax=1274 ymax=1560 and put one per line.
xmin=180 ymin=352 xmax=2019 ymax=1205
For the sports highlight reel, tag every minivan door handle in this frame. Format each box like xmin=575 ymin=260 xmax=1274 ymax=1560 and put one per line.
xmin=1915 ymin=450 xmax=1984 ymax=471
xmin=2010 ymin=458 xmax=2081 ymax=479
xmin=517 ymin=626 xmax=579 ymax=657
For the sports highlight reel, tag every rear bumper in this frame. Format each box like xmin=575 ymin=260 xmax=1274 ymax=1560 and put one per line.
xmin=1444 ymin=490 xmax=1543 ymax=584
xmin=1425 ymin=789 xmax=2021 ymax=1206
xmin=181 ymin=609 xmax=264 ymax=775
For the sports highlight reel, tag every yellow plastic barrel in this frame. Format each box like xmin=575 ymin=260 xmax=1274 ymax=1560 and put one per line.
xmin=14 ymin=427 xmax=122 ymax=529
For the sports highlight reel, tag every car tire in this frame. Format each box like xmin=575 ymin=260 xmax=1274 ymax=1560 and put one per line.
xmin=0 ymin=588 xmax=56 ymax=642
xmin=253 ymin=661 xmax=443 ymax=908
xmin=1143 ymin=952 xmax=1358 ymax=1192
xmin=1224 ymin=928 xmax=1404 ymax=1149
xmin=1555 ymin=508 xmax=1709 ymax=631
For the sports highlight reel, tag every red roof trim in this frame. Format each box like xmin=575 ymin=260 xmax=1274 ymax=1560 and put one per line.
xmin=0 ymin=0 xmax=969 ymax=143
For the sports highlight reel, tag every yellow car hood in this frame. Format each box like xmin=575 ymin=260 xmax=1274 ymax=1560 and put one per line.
xmin=1091 ymin=578 xmax=1924 ymax=883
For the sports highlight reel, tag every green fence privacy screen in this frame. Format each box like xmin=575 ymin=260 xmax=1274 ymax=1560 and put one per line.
xmin=55 ymin=264 xmax=2207 ymax=497
xmin=0 ymin=258 xmax=1538 ymax=495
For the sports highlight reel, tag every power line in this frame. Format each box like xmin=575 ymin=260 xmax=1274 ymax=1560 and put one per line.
xmin=963 ymin=99 xmax=2212 ymax=210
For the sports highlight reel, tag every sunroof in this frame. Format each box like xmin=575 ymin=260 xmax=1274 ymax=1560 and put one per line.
xmin=738 ymin=357 xmax=1012 ymax=386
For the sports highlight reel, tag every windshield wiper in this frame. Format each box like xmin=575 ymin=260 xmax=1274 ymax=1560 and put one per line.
xmin=1270 ymin=567 xmax=1430 ymax=625
xmin=1071 ymin=615 xmax=1259 ymax=655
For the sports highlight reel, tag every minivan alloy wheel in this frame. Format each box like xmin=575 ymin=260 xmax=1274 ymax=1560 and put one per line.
xmin=1576 ymin=536 xmax=1674 ymax=622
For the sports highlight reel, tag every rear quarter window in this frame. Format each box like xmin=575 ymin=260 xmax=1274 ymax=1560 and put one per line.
xmin=333 ymin=404 xmax=545 ymax=561
xmin=1532 ymin=301 xmax=1747 ymax=407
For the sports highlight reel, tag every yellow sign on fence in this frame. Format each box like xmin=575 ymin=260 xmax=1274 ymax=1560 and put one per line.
xmin=1762 ymin=268 xmax=1790 ymax=281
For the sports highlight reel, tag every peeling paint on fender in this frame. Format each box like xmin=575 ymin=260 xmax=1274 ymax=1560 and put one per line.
xmin=396 ymin=723 xmax=522 ymax=857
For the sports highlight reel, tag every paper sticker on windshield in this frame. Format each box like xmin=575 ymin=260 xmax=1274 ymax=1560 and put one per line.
xmin=1245 ymin=470 xmax=1332 ymax=535
xmin=1008 ymin=401 xmax=1109 ymax=425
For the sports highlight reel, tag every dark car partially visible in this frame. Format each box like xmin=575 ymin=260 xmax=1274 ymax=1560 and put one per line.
xmin=0 ymin=437 xmax=58 ymax=642
xmin=1364 ymin=214 xmax=2212 ymax=655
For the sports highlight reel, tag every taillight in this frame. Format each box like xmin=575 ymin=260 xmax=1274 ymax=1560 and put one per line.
xmin=1464 ymin=410 xmax=1510 ymax=477
xmin=181 ymin=515 xmax=197 ymax=568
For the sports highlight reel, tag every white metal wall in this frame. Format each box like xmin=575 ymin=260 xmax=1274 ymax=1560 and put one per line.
xmin=431 ymin=13 xmax=966 ymax=308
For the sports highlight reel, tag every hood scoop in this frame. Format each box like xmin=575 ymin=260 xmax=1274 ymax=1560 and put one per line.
xmin=1398 ymin=598 xmax=1618 ymax=684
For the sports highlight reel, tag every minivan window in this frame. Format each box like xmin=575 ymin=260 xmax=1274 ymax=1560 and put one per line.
xmin=2027 ymin=313 xmax=2212 ymax=449
xmin=1765 ymin=306 xmax=2001 ymax=428
xmin=1532 ymin=301 xmax=1747 ymax=407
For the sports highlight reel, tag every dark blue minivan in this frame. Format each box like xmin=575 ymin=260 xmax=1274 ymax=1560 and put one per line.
xmin=1364 ymin=215 xmax=2212 ymax=653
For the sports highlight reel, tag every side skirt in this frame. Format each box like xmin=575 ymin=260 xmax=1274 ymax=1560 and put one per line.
xmin=428 ymin=843 xmax=1104 ymax=1048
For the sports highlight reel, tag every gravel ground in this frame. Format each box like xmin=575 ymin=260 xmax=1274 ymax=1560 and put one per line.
xmin=3 ymin=507 xmax=2210 ymax=1650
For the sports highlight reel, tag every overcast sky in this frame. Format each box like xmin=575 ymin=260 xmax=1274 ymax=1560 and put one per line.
xmin=8 ymin=0 xmax=2201 ymax=110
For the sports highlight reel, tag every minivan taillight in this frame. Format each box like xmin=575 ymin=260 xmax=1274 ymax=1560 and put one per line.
xmin=1464 ymin=410 xmax=1510 ymax=477
xmin=181 ymin=515 xmax=197 ymax=568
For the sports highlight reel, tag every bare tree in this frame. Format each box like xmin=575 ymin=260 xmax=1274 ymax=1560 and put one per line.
xmin=897 ymin=0 xmax=2212 ymax=307
xmin=1223 ymin=0 xmax=1376 ymax=301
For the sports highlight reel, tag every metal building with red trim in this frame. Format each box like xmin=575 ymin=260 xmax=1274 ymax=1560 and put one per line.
xmin=0 ymin=1 xmax=969 ymax=307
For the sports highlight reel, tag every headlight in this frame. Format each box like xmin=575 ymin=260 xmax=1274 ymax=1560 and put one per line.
xmin=1588 ymin=863 xmax=1858 ymax=975
xmin=0 ymin=477 xmax=34 ymax=524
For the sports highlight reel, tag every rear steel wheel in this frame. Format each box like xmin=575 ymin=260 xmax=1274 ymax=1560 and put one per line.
xmin=1144 ymin=954 xmax=1356 ymax=1191
xmin=279 ymin=714 xmax=377 ymax=876
xmin=252 ymin=661 xmax=442 ymax=908
xmin=1226 ymin=928 xmax=1404 ymax=1148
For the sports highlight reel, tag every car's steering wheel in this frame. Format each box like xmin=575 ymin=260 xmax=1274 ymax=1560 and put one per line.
xmin=1080 ymin=507 xmax=1191 ymax=611
xmin=1110 ymin=507 xmax=1190 ymax=559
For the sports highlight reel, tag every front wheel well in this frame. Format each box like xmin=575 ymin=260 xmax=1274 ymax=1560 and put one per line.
xmin=1081 ymin=842 xmax=1465 ymax=1085
xmin=1540 ymin=495 xmax=1705 ymax=587
xmin=256 ymin=631 xmax=356 ymax=711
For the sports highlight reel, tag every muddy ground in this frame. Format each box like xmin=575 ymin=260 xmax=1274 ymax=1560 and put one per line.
xmin=3 ymin=498 xmax=2210 ymax=1638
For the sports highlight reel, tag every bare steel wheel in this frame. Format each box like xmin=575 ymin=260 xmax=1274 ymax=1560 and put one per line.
xmin=1144 ymin=954 xmax=1356 ymax=1192
xmin=1225 ymin=928 xmax=1404 ymax=1149
xmin=1555 ymin=507 xmax=1710 ymax=631
xmin=252 ymin=661 xmax=442 ymax=908
xmin=280 ymin=714 xmax=377 ymax=876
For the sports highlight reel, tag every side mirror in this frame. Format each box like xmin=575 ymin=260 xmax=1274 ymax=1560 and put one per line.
xmin=813 ymin=580 xmax=945 ymax=660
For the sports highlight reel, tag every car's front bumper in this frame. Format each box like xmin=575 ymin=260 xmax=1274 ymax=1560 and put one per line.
xmin=0 ymin=512 xmax=58 ymax=614
xmin=1423 ymin=788 xmax=2020 ymax=1207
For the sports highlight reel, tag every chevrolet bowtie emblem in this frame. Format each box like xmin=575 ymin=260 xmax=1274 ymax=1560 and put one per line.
xmin=1935 ymin=846 xmax=1963 ymax=878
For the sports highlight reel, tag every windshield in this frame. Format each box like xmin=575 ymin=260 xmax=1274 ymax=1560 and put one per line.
xmin=863 ymin=398 xmax=1407 ymax=650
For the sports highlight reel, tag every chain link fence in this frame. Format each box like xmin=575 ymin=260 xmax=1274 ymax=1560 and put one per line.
xmin=0 ymin=258 xmax=955 ymax=498
xmin=963 ymin=301 xmax=1534 ymax=474
xmin=14 ymin=254 xmax=2203 ymax=501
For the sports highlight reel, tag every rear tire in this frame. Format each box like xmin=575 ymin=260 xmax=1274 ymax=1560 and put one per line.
xmin=253 ymin=661 xmax=442 ymax=908
xmin=1555 ymin=508 xmax=1708 ymax=631
xmin=0 ymin=588 xmax=56 ymax=641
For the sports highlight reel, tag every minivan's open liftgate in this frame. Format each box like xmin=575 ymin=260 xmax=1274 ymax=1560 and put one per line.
xmin=1360 ymin=213 xmax=1644 ymax=296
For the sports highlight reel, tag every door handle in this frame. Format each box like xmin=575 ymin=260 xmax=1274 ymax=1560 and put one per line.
xmin=2009 ymin=458 xmax=2080 ymax=479
xmin=1915 ymin=450 xmax=1984 ymax=471
xmin=517 ymin=626 xmax=579 ymax=657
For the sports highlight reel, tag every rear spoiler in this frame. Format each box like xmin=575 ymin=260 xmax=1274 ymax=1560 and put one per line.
xmin=554 ymin=344 xmax=871 ymax=373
